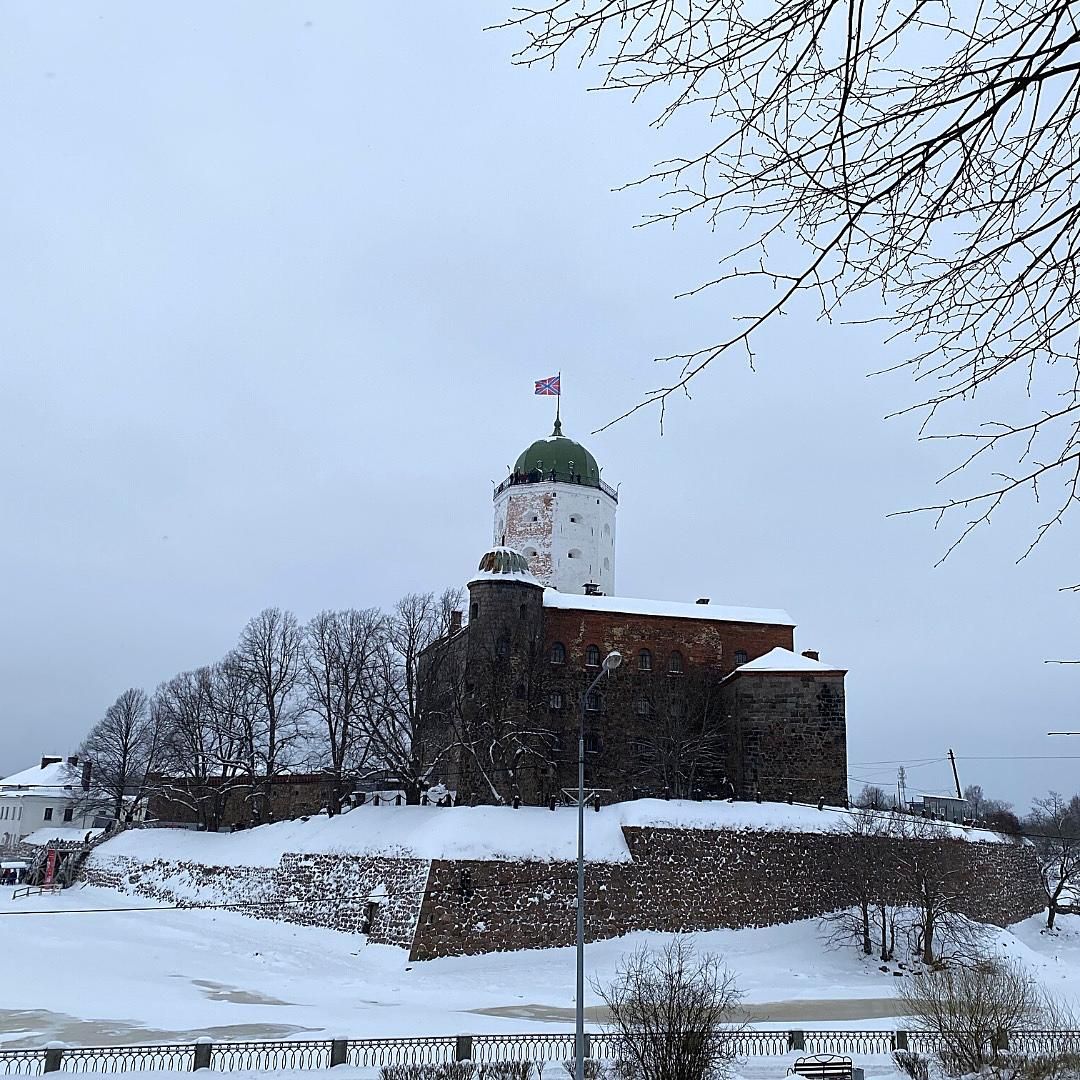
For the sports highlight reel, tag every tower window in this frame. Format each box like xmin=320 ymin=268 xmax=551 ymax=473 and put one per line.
xmin=671 ymin=700 xmax=686 ymax=719
xmin=549 ymin=691 xmax=563 ymax=710
xmin=585 ymin=692 xmax=600 ymax=713
xmin=669 ymin=650 xmax=684 ymax=675
xmin=585 ymin=731 xmax=602 ymax=752
xmin=636 ymin=695 xmax=649 ymax=717
xmin=497 ymin=637 xmax=511 ymax=658
xmin=567 ymin=548 xmax=582 ymax=559
xmin=519 ymin=604 xmax=528 ymax=620
xmin=550 ymin=641 xmax=566 ymax=664
xmin=585 ymin=644 xmax=601 ymax=668
xmin=470 ymin=602 xmax=479 ymax=621
xmin=569 ymin=515 xmax=580 ymax=524
xmin=638 ymin=649 xmax=652 ymax=672
xmin=734 ymin=649 xmax=748 ymax=666
xmin=515 ymin=683 xmax=526 ymax=700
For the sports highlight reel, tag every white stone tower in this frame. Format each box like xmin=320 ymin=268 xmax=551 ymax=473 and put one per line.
xmin=493 ymin=419 xmax=618 ymax=595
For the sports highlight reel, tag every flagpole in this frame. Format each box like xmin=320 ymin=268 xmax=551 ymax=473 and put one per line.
xmin=557 ymin=371 xmax=561 ymax=426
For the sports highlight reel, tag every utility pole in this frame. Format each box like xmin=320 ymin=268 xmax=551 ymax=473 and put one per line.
xmin=897 ymin=765 xmax=907 ymax=811
xmin=947 ymin=748 xmax=963 ymax=800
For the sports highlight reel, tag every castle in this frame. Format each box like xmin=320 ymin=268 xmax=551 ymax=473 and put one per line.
xmin=418 ymin=418 xmax=848 ymax=806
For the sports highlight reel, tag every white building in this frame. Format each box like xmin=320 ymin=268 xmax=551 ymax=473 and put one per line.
xmin=0 ymin=756 xmax=97 ymax=848
xmin=493 ymin=419 xmax=618 ymax=595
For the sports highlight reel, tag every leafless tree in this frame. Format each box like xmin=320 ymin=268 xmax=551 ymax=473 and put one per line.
xmin=500 ymin=0 xmax=1080 ymax=565
xmin=155 ymin=666 xmax=248 ymax=832
xmin=596 ymin=937 xmax=743 ymax=1080
xmin=360 ymin=589 xmax=464 ymax=804
xmin=855 ymin=785 xmax=892 ymax=811
xmin=896 ymin=957 xmax=1046 ymax=1075
xmin=895 ymin=817 xmax=987 ymax=965
xmin=1025 ymin=791 xmax=1080 ymax=930
xmin=233 ymin=607 xmax=306 ymax=822
xmin=635 ymin=672 xmax=726 ymax=800
xmin=79 ymin=687 xmax=165 ymax=822
xmin=302 ymin=608 xmax=385 ymax=814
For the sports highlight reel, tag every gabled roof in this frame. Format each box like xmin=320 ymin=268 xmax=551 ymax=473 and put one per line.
xmin=542 ymin=590 xmax=794 ymax=627
xmin=730 ymin=647 xmax=846 ymax=675
xmin=0 ymin=759 xmax=80 ymax=792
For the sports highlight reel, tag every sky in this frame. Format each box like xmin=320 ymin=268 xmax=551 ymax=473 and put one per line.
xmin=0 ymin=2 xmax=1076 ymax=810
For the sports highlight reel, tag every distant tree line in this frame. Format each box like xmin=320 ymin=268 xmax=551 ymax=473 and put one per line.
xmin=78 ymin=589 xmax=463 ymax=830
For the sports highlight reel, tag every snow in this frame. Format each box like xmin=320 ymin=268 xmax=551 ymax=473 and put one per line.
xmin=732 ymin=648 xmax=845 ymax=675
xmin=542 ymin=590 xmax=795 ymax=627
xmin=0 ymin=885 xmax=1075 ymax=1052
xmin=96 ymin=799 xmax=1004 ymax=870
xmin=0 ymin=759 xmax=80 ymax=793
xmin=21 ymin=827 xmax=104 ymax=846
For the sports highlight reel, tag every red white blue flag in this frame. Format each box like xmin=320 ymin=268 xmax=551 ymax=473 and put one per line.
xmin=535 ymin=375 xmax=561 ymax=396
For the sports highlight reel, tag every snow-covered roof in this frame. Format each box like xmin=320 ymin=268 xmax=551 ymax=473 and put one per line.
xmin=731 ymin=647 xmax=845 ymax=675
xmin=0 ymin=759 xmax=80 ymax=793
xmin=22 ymin=827 xmax=103 ymax=847
xmin=542 ymin=591 xmax=794 ymax=627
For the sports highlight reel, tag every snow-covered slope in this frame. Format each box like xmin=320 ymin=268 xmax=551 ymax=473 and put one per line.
xmin=98 ymin=799 xmax=1005 ymax=869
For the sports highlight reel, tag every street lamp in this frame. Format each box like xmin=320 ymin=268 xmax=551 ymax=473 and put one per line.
xmin=576 ymin=649 xmax=622 ymax=1080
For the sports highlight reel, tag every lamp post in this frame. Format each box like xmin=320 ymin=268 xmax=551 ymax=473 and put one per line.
xmin=576 ymin=649 xmax=622 ymax=1080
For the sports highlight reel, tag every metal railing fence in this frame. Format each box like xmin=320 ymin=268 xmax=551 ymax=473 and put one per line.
xmin=5 ymin=1029 xmax=1080 ymax=1075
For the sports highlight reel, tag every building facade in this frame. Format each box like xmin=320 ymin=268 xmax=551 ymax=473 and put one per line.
xmin=0 ymin=756 xmax=97 ymax=848
xmin=419 ymin=420 xmax=849 ymax=807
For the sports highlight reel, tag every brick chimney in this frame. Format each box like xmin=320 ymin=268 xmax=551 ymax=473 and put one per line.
xmin=81 ymin=761 xmax=93 ymax=792
xmin=67 ymin=755 xmax=79 ymax=767
xmin=802 ymin=650 xmax=820 ymax=662
xmin=696 ymin=598 xmax=710 ymax=605
xmin=449 ymin=610 xmax=463 ymax=635
xmin=40 ymin=755 xmax=62 ymax=770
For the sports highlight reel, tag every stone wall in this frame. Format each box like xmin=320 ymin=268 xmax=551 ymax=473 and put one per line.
xmin=409 ymin=825 xmax=1044 ymax=960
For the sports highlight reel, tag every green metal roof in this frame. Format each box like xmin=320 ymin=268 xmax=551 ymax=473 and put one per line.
xmin=512 ymin=420 xmax=601 ymax=487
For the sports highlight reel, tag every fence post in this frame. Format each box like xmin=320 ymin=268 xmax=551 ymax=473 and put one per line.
xmin=991 ymin=1030 xmax=1010 ymax=1053
xmin=193 ymin=1037 xmax=212 ymax=1071
xmin=894 ymin=1031 xmax=909 ymax=1052
xmin=455 ymin=1036 xmax=473 ymax=1062
xmin=330 ymin=1039 xmax=349 ymax=1067
xmin=43 ymin=1044 xmax=64 ymax=1074
xmin=789 ymin=1031 xmax=805 ymax=1051
xmin=583 ymin=1034 xmax=592 ymax=1059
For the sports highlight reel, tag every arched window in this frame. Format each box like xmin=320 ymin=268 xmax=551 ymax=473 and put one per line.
xmin=470 ymin=602 xmax=478 ymax=622
xmin=585 ymin=644 xmax=601 ymax=668
xmin=638 ymin=648 xmax=653 ymax=672
xmin=734 ymin=649 xmax=748 ymax=666
xmin=585 ymin=690 xmax=601 ymax=712
xmin=636 ymin=694 xmax=649 ymax=717
xmin=669 ymin=650 xmax=684 ymax=674
xmin=549 ymin=691 xmax=564 ymax=710
xmin=550 ymin=641 xmax=566 ymax=665
xmin=585 ymin=731 xmax=602 ymax=753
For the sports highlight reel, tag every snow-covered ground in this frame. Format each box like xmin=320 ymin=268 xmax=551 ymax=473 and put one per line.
xmin=1 ymin=884 xmax=1077 ymax=1050
xmin=96 ymin=800 xmax=1004 ymax=869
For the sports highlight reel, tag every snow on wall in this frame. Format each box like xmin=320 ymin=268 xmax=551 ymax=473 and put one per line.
xmin=494 ymin=482 xmax=616 ymax=595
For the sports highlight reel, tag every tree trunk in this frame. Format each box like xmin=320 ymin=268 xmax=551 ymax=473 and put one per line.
xmin=1047 ymin=904 xmax=1057 ymax=931
xmin=860 ymin=900 xmax=872 ymax=955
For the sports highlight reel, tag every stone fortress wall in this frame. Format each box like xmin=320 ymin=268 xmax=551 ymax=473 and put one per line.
xmin=78 ymin=807 xmax=1044 ymax=961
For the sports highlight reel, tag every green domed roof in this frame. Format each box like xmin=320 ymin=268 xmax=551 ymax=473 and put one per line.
xmin=513 ymin=420 xmax=601 ymax=487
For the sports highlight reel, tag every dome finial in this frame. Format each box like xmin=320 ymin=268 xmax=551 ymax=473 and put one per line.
xmin=552 ymin=417 xmax=563 ymax=437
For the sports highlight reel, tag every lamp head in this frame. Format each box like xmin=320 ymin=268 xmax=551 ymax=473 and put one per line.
xmin=603 ymin=650 xmax=623 ymax=672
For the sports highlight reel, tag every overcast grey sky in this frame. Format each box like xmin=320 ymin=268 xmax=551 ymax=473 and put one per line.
xmin=1 ymin=2 xmax=1076 ymax=810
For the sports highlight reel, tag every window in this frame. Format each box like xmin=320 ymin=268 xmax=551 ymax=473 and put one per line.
xmin=585 ymin=690 xmax=600 ymax=711
xmin=63 ymin=807 xmax=73 ymax=822
xmin=470 ymin=602 xmax=479 ymax=622
xmin=734 ymin=649 xmax=748 ymax=666
xmin=585 ymin=731 xmax=602 ymax=752
xmin=514 ymin=683 xmax=526 ymax=700
xmin=550 ymin=641 xmax=566 ymax=664
xmin=497 ymin=636 xmax=510 ymax=658
xmin=519 ymin=604 xmax=528 ymax=620
xmin=636 ymin=694 xmax=649 ymax=717
xmin=43 ymin=807 xmax=53 ymax=821
xmin=671 ymin=700 xmax=686 ymax=718
xmin=569 ymin=515 xmax=580 ymax=524
xmin=549 ymin=691 xmax=564 ymax=710
xmin=669 ymin=650 xmax=684 ymax=674
xmin=567 ymin=548 xmax=582 ymax=559
xmin=585 ymin=644 xmax=601 ymax=668
xmin=638 ymin=648 xmax=653 ymax=672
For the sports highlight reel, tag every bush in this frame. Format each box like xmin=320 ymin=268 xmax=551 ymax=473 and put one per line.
xmin=595 ymin=938 xmax=743 ymax=1080
xmin=561 ymin=1060 xmax=612 ymax=1080
xmin=892 ymin=1051 xmax=929 ymax=1080
xmin=381 ymin=1065 xmax=533 ymax=1080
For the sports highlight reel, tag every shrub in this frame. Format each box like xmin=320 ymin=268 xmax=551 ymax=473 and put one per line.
xmin=892 ymin=1051 xmax=929 ymax=1080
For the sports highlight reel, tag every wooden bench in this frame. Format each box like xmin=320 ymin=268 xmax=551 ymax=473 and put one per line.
xmin=787 ymin=1055 xmax=854 ymax=1080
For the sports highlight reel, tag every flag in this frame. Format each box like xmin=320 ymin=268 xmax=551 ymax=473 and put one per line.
xmin=535 ymin=375 xmax=561 ymax=396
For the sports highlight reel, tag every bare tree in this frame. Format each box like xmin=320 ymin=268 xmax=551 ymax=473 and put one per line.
xmin=234 ymin=608 xmax=306 ymax=822
xmin=156 ymin=666 xmax=248 ymax=832
xmin=1026 ymin=791 xmax=1080 ymax=930
xmin=302 ymin=608 xmax=385 ymax=814
xmin=855 ymin=785 xmax=891 ymax=811
xmin=501 ymin=0 xmax=1080 ymax=564
xmin=79 ymin=687 xmax=165 ymax=823
xmin=596 ymin=937 xmax=743 ymax=1080
xmin=896 ymin=957 xmax=1046 ymax=1075
xmin=360 ymin=589 xmax=463 ymax=804
xmin=636 ymin=672 xmax=726 ymax=800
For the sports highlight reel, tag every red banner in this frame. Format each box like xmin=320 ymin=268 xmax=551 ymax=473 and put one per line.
xmin=43 ymin=848 xmax=57 ymax=886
